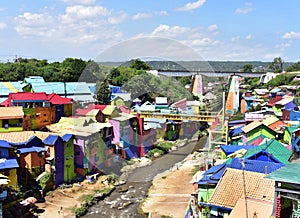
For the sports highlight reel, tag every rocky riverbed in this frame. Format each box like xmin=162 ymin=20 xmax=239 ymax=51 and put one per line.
xmin=83 ymin=137 xmax=208 ymax=218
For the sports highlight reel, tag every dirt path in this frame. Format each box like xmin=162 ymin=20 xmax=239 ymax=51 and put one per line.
xmin=35 ymin=176 xmax=114 ymax=218
xmin=141 ymin=151 xmax=207 ymax=218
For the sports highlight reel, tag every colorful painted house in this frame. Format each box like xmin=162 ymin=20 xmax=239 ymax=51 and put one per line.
xmin=0 ymin=140 xmax=19 ymax=189
xmin=110 ymin=93 xmax=131 ymax=107
xmin=0 ymin=92 xmax=55 ymax=130
xmin=283 ymin=125 xmax=298 ymax=145
xmin=0 ymin=107 xmax=24 ymax=132
xmin=244 ymin=139 xmax=292 ymax=164
xmin=273 ymin=97 xmax=295 ymax=117
xmin=242 ymin=120 xmax=277 ymax=143
xmin=207 ymin=168 xmax=275 ymax=218
xmin=47 ymin=93 xmax=73 ymax=121
xmin=155 ymin=97 xmax=169 ymax=111
xmin=42 ymin=134 xmax=76 ymax=186
xmin=0 ymin=132 xmax=47 ymax=183
xmin=109 ymin=113 xmax=139 ymax=158
xmin=265 ymin=159 xmax=300 ymax=218
xmin=46 ymin=117 xmax=111 ymax=176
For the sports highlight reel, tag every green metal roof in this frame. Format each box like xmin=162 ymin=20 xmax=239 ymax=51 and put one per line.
xmin=265 ymin=159 xmax=300 ymax=184
xmin=286 ymin=126 xmax=298 ymax=134
xmin=246 ymin=134 xmax=268 ymax=144
xmin=244 ymin=138 xmax=292 ymax=164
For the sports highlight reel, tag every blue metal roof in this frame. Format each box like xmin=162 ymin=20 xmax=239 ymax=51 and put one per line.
xmin=0 ymin=158 xmax=19 ymax=169
xmin=229 ymin=158 xmax=284 ymax=174
xmin=229 ymin=126 xmax=244 ymax=137
xmin=24 ymin=76 xmax=45 ymax=83
xmin=62 ymin=134 xmax=73 ymax=142
xmin=43 ymin=135 xmax=59 ymax=145
xmin=197 ymin=157 xmax=284 ymax=185
xmin=220 ymin=145 xmax=256 ymax=155
xmin=0 ymin=140 xmax=12 ymax=149
xmin=17 ymin=146 xmax=47 ymax=154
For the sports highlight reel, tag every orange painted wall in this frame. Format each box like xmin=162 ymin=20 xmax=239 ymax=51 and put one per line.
xmin=20 ymin=152 xmax=45 ymax=168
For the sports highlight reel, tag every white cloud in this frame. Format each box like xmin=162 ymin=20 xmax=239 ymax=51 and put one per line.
xmin=246 ymin=34 xmax=252 ymax=39
xmin=231 ymin=36 xmax=240 ymax=42
xmin=151 ymin=24 xmax=190 ymax=38
xmin=282 ymin=31 xmax=300 ymax=39
xmin=61 ymin=0 xmax=96 ymax=5
xmin=61 ymin=5 xmax=109 ymax=23
xmin=208 ymin=24 xmax=218 ymax=32
xmin=158 ymin=11 xmax=168 ymax=16
xmin=176 ymin=0 xmax=206 ymax=11
xmin=108 ymin=12 xmax=127 ymax=24
xmin=14 ymin=12 xmax=55 ymax=37
xmin=190 ymin=38 xmax=219 ymax=46
xmin=0 ymin=22 xmax=6 ymax=30
xmin=235 ymin=2 xmax=255 ymax=14
xmin=132 ymin=12 xmax=152 ymax=20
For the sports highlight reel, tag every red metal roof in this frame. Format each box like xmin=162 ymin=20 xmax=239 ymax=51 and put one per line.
xmin=9 ymin=92 xmax=47 ymax=101
xmin=267 ymin=95 xmax=283 ymax=107
xmin=47 ymin=93 xmax=72 ymax=105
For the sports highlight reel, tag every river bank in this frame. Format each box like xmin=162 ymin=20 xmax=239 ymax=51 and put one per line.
xmin=32 ymin=135 xmax=207 ymax=218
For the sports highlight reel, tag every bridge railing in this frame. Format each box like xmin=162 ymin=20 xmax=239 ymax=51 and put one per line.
xmin=138 ymin=111 xmax=218 ymax=122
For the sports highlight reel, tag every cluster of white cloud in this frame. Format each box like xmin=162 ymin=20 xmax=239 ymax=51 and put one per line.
xmin=176 ymin=0 xmax=206 ymax=12
xmin=282 ymin=31 xmax=300 ymax=39
xmin=235 ymin=2 xmax=255 ymax=14
xmin=4 ymin=0 xmax=297 ymax=61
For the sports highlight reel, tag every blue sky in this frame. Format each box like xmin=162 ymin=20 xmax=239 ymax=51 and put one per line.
xmin=0 ymin=0 xmax=300 ymax=62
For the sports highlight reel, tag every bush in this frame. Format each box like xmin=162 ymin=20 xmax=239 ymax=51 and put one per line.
xmin=154 ymin=141 xmax=174 ymax=153
xmin=149 ymin=148 xmax=164 ymax=156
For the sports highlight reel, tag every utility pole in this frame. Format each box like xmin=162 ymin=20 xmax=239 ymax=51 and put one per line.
xmin=241 ymin=159 xmax=249 ymax=218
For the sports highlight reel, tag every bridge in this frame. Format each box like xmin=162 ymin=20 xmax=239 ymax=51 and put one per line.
xmin=156 ymin=70 xmax=264 ymax=77
xmin=138 ymin=110 xmax=228 ymax=146
xmin=138 ymin=111 xmax=218 ymax=122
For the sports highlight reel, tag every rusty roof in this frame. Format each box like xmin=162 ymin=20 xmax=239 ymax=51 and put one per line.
xmin=208 ymin=168 xmax=275 ymax=209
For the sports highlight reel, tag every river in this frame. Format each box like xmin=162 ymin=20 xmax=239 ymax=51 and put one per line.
xmin=83 ymin=137 xmax=207 ymax=218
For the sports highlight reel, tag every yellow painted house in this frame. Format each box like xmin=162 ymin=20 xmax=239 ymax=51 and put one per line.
xmin=0 ymin=107 xmax=24 ymax=132
xmin=0 ymin=140 xmax=19 ymax=190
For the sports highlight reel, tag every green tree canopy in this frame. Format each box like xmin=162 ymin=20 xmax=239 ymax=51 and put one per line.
xmin=95 ymin=80 xmax=111 ymax=104
xmin=242 ymin=64 xmax=253 ymax=72
xmin=269 ymin=57 xmax=284 ymax=73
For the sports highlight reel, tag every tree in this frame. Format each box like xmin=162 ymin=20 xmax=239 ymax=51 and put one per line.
xmin=129 ymin=59 xmax=151 ymax=70
xmin=242 ymin=64 xmax=253 ymax=72
xmin=95 ymin=80 xmax=111 ymax=104
xmin=269 ymin=57 xmax=284 ymax=73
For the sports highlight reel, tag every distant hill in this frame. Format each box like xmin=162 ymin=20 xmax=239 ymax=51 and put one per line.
xmin=99 ymin=61 xmax=294 ymax=72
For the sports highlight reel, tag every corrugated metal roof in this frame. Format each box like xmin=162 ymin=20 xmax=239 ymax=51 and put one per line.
xmin=265 ymin=159 xmax=300 ymax=184
xmin=17 ymin=146 xmax=47 ymax=154
xmin=229 ymin=158 xmax=284 ymax=174
xmin=0 ymin=106 xmax=24 ymax=119
xmin=0 ymin=158 xmax=19 ymax=169
xmin=0 ymin=82 xmax=22 ymax=95
xmin=43 ymin=135 xmax=59 ymax=145
xmin=220 ymin=145 xmax=256 ymax=155
xmin=0 ymin=140 xmax=11 ymax=149
xmin=208 ymin=168 xmax=275 ymax=209
xmin=61 ymin=134 xmax=73 ymax=142
xmin=24 ymin=76 xmax=45 ymax=83
xmin=275 ymin=98 xmax=293 ymax=106
xmin=229 ymin=197 xmax=273 ymax=218
xmin=244 ymin=139 xmax=292 ymax=164
xmin=242 ymin=120 xmax=262 ymax=133
xmin=262 ymin=116 xmax=279 ymax=126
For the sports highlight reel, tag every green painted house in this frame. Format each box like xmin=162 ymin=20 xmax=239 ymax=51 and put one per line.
xmin=242 ymin=120 xmax=277 ymax=143
xmin=265 ymin=159 xmax=300 ymax=218
xmin=283 ymin=125 xmax=298 ymax=145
